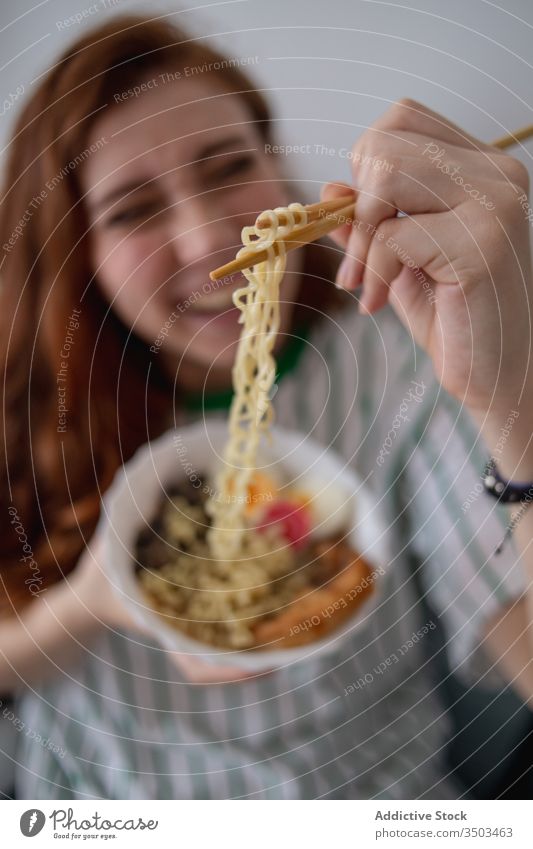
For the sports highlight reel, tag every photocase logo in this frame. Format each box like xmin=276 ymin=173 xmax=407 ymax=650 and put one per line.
xmin=20 ymin=809 xmax=46 ymax=837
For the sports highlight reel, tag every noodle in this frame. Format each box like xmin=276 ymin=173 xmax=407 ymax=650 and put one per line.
xmin=134 ymin=203 xmax=375 ymax=650
xmin=138 ymin=493 xmax=303 ymax=649
xmin=206 ymin=203 xmax=308 ymax=560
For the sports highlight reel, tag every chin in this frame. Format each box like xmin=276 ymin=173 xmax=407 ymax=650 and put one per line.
xmin=169 ymin=332 xmax=238 ymax=371
xmin=200 ymin=339 xmax=240 ymax=371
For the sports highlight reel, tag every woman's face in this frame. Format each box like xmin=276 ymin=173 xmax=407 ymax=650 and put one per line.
xmin=81 ymin=72 xmax=301 ymax=391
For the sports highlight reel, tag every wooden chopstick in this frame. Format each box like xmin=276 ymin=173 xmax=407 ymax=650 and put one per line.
xmin=210 ymin=200 xmax=355 ymax=281
xmin=255 ymin=195 xmax=354 ymax=229
xmin=492 ymin=123 xmax=533 ymax=149
xmin=209 ymin=123 xmax=533 ymax=281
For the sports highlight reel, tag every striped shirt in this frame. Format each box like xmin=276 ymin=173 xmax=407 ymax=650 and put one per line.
xmin=14 ymin=302 xmax=525 ymax=799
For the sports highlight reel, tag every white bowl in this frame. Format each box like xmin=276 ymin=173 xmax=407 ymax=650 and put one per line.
xmin=99 ymin=419 xmax=389 ymax=671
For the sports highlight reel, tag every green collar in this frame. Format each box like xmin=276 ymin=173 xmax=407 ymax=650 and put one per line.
xmin=183 ymin=326 xmax=309 ymax=413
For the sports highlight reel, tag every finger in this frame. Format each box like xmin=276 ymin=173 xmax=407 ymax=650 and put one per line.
xmin=321 ymin=180 xmax=353 ymax=201
xmin=340 ymin=157 xmax=481 ymax=291
xmin=320 ymin=181 xmax=355 ymax=249
xmin=173 ymin=653 xmax=258 ymax=684
xmin=368 ymin=98 xmax=494 ymax=152
xmin=414 ymin=136 xmax=529 ymax=186
xmin=359 ymin=229 xmax=404 ymax=314
xmin=360 ymin=210 xmax=468 ymax=315
xmin=322 ymin=138 xmax=513 ymax=291
xmin=353 ymin=129 xmax=525 ymax=187
xmin=360 ymin=241 xmax=439 ymax=343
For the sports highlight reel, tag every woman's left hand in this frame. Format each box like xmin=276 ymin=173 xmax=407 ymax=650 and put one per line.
xmin=323 ymin=98 xmax=533 ymax=422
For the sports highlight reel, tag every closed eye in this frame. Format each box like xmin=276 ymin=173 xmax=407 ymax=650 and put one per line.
xmin=207 ymin=155 xmax=255 ymax=184
xmin=106 ymin=200 xmax=162 ymax=227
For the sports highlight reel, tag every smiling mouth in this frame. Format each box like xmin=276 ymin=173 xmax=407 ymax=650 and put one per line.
xmin=180 ymin=281 xmax=244 ymax=315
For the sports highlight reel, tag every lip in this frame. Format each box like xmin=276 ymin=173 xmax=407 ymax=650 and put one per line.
xmin=188 ymin=288 xmax=239 ymax=313
xmin=170 ymin=275 xmax=246 ymax=320
xmin=171 ymin=271 xmax=246 ymax=309
xmin=185 ymin=305 xmax=241 ymax=324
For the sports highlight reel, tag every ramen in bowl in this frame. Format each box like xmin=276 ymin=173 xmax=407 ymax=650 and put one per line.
xmin=134 ymin=468 xmax=375 ymax=651
xmin=102 ymin=200 xmax=388 ymax=668
xmin=101 ymin=420 xmax=387 ymax=669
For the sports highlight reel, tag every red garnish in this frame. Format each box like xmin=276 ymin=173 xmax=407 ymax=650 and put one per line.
xmin=258 ymin=500 xmax=311 ymax=549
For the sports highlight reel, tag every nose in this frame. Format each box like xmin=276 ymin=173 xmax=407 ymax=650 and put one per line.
xmin=171 ymin=196 xmax=239 ymax=269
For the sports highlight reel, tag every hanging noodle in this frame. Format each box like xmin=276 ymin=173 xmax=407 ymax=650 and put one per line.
xmin=206 ymin=202 xmax=308 ymax=560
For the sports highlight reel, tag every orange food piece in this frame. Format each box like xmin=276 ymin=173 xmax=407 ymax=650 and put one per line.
xmin=244 ymin=471 xmax=278 ymax=516
xmin=253 ymin=543 xmax=375 ymax=648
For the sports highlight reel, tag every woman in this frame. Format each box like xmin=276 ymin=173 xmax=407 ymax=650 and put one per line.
xmin=1 ymin=14 xmax=531 ymax=799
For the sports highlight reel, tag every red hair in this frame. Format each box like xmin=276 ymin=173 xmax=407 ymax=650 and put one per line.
xmin=0 ymin=14 xmax=341 ymax=615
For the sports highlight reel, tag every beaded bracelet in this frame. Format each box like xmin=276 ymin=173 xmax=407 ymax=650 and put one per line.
xmin=483 ymin=458 xmax=533 ymax=554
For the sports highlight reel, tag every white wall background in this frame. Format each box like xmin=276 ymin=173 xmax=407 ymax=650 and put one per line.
xmin=1 ymin=0 xmax=533 ymax=193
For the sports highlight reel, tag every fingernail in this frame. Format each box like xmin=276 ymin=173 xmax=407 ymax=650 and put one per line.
xmin=347 ymin=259 xmax=364 ymax=291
